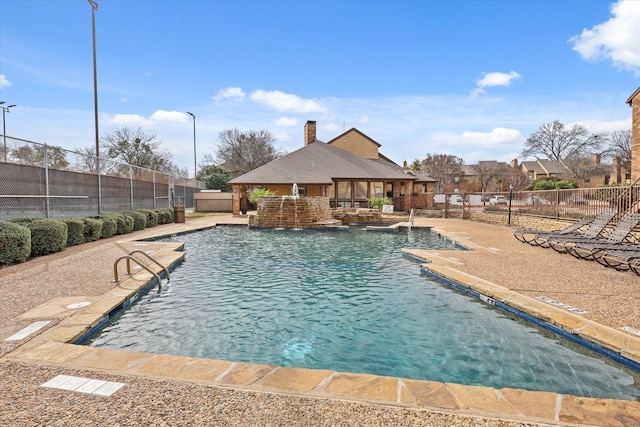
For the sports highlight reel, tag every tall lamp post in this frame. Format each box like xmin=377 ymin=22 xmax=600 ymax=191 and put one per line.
xmin=88 ymin=0 xmax=101 ymax=213
xmin=186 ymin=111 xmax=196 ymax=178
xmin=1 ymin=102 xmax=17 ymax=163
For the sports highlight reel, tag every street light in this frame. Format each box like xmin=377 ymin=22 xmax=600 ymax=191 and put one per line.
xmin=186 ymin=111 xmax=196 ymax=178
xmin=1 ymin=101 xmax=17 ymax=162
xmin=87 ymin=0 xmax=102 ymax=213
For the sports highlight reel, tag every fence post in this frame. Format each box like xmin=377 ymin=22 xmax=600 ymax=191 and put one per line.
xmin=152 ymin=171 xmax=156 ymax=209
xmin=44 ymin=143 xmax=50 ymax=218
xmin=129 ymin=166 xmax=134 ymax=210
xmin=97 ymin=158 xmax=102 ymax=215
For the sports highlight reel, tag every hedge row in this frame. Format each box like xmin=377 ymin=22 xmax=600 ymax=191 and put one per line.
xmin=0 ymin=207 xmax=176 ymax=266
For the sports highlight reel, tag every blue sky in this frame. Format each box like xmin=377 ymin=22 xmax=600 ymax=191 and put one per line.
xmin=1 ymin=0 xmax=639 ymax=176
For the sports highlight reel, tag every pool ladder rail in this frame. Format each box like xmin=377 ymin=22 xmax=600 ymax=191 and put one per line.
xmin=113 ymin=250 xmax=170 ymax=289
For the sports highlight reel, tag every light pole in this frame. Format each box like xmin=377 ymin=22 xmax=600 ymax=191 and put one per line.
xmin=88 ymin=0 xmax=102 ymax=213
xmin=186 ymin=111 xmax=196 ymax=178
xmin=1 ymin=101 xmax=16 ymax=162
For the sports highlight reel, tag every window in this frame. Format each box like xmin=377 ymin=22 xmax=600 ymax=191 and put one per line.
xmin=337 ymin=181 xmax=352 ymax=199
xmin=354 ymin=181 xmax=367 ymax=199
xmin=372 ymin=182 xmax=384 ymax=198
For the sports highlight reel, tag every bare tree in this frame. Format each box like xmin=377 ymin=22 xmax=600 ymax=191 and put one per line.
xmin=420 ymin=153 xmax=463 ymax=193
xmin=101 ymin=127 xmax=173 ymax=172
xmin=475 ymin=162 xmax=498 ymax=193
xmin=74 ymin=146 xmax=98 ymax=173
xmin=521 ymin=120 xmax=607 ymax=161
xmin=10 ymin=144 xmax=69 ymax=169
xmin=214 ymin=128 xmax=285 ymax=177
xmin=608 ymin=130 xmax=632 ymax=171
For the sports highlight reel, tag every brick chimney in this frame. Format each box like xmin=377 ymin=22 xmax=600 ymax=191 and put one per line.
xmin=510 ymin=159 xmax=518 ymax=169
xmin=591 ymin=153 xmax=601 ymax=165
xmin=304 ymin=120 xmax=316 ymax=146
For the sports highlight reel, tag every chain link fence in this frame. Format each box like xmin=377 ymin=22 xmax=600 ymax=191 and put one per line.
xmin=0 ymin=136 xmax=204 ymax=219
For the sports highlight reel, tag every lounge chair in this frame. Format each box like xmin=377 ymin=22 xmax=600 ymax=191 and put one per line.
xmin=565 ymin=213 xmax=640 ymax=260
xmin=596 ymin=248 xmax=640 ymax=274
xmin=544 ymin=211 xmax=618 ymax=253
xmin=513 ymin=217 xmax=594 ymax=246
xmin=520 ymin=211 xmax=617 ymax=250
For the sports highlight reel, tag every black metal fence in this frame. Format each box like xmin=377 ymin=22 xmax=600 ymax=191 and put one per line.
xmin=430 ymin=186 xmax=639 ymax=221
xmin=0 ymin=136 xmax=204 ymax=219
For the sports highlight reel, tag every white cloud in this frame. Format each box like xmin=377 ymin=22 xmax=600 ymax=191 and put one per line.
xmin=570 ymin=0 xmax=640 ymax=75
xmin=213 ymin=87 xmax=246 ymax=102
xmin=461 ymin=127 xmax=523 ymax=147
xmin=250 ymin=89 xmax=328 ymax=113
xmin=144 ymin=71 xmax=154 ymax=77
xmin=120 ymin=97 xmax=128 ymax=103
xmin=471 ymin=71 xmax=522 ymax=96
xmin=106 ymin=110 xmax=187 ymax=127
xmin=150 ymin=110 xmax=187 ymax=123
xmin=0 ymin=74 xmax=12 ymax=89
xmin=109 ymin=114 xmax=147 ymax=126
xmin=572 ymin=118 xmax=632 ymax=134
xmin=275 ymin=117 xmax=297 ymax=127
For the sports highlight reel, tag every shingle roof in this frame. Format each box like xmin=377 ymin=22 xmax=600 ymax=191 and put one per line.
xmin=521 ymin=161 xmax=546 ymax=174
xmin=538 ymin=159 xmax=570 ymax=174
xmin=229 ymin=141 xmax=414 ymax=185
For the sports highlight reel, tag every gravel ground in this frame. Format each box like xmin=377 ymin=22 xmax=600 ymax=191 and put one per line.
xmin=0 ymin=361 xmax=547 ymax=427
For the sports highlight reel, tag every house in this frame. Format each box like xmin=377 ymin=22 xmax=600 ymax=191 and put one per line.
xmin=228 ymin=121 xmax=416 ymax=215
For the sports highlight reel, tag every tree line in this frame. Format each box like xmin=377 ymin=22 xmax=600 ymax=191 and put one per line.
xmin=4 ymin=120 xmax=628 ymax=192
xmin=413 ymin=121 xmax=631 ymax=193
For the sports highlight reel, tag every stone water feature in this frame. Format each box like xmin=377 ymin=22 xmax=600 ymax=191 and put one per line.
xmin=248 ymin=185 xmax=341 ymax=229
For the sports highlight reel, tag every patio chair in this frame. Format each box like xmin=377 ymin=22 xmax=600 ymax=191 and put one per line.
xmin=513 ymin=217 xmax=594 ymax=246
xmin=565 ymin=213 xmax=640 ymax=260
xmin=516 ymin=211 xmax=618 ymax=248
xmin=596 ymin=248 xmax=640 ymax=274
xmin=544 ymin=211 xmax=618 ymax=253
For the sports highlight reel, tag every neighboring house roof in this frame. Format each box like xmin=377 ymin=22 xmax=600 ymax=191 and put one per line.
xmin=414 ymin=172 xmax=437 ymax=183
xmin=627 ymin=87 xmax=640 ymax=105
xmin=538 ymin=159 xmax=570 ymax=175
xmin=460 ymin=165 xmax=478 ymax=176
xmin=521 ymin=161 xmax=546 ymax=174
xmin=229 ymin=140 xmax=414 ymax=185
xmin=521 ymin=159 xmax=571 ymax=176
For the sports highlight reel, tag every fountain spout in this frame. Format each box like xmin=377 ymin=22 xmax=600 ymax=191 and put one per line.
xmin=292 ymin=183 xmax=299 ymax=199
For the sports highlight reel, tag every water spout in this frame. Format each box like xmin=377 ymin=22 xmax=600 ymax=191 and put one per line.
xmin=292 ymin=183 xmax=299 ymax=199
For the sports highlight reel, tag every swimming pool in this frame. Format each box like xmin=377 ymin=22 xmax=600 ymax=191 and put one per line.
xmin=88 ymin=226 xmax=640 ymax=400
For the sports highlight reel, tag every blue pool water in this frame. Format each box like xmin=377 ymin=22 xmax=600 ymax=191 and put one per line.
xmin=88 ymin=226 xmax=640 ymax=400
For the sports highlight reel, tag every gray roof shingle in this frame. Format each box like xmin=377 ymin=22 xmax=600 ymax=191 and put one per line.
xmin=229 ymin=141 xmax=414 ymax=185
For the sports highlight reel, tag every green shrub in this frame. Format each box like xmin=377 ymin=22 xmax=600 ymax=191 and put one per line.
xmin=91 ymin=215 xmax=116 ymax=239
xmin=368 ymin=197 xmax=392 ymax=210
xmin=122 ymin=210 xmax=147 ymax=231
xmin=102 ymin=212 xmax=134 ymax=235
xmin=61 ymin=218 xmax=85 ymax=246
xmin=0 ymin=220 xmax=31 ymax=265
xmin=138 ymin=209 xmax=158 ymax=227
xmin=9 ymin=218 xmax=67 ymax=257
xmin=155 ymin=208 xmax=174 ymax=224
xmin=533 ymin=178 xmax=577 ymax=190
xmin=248 ymin=188 xmax=276 ymax=204
xmin=83 ymin=218 xmax=103 ymax=242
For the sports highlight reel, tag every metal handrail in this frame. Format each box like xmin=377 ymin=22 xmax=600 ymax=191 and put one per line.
xmin=126 ymin=250 xmax=170 ymax=282
xmin=113 ymin=251 xmax=170 ymax=289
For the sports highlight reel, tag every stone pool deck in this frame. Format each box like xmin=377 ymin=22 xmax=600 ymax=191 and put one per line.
xmin=1 ymin=214 xmax=639 ymax=426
